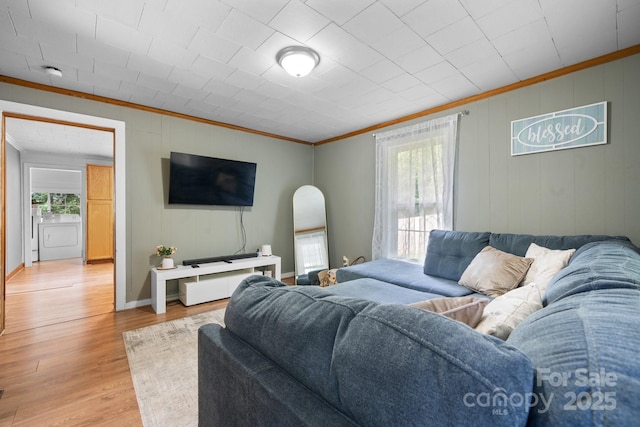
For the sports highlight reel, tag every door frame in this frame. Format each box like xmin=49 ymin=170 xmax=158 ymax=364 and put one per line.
xmin=1 ymin=100 xmax=126 ymax=333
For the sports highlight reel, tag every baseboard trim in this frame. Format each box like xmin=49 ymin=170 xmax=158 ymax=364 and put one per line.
xmin=6 ymin=263 xmax=25 ymax=281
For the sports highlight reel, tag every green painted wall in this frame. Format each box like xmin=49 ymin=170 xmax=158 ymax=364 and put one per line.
xmin=0 ymin=83 xmax=312 ymax=304
xmin=315 ymin=53 xmax=640 ymax=268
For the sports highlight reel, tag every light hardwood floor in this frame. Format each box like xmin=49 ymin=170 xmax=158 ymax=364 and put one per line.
xmin=0 ymin=259 xmax=228 ymax=426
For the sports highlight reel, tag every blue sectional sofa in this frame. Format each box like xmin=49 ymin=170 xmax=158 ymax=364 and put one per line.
xmin=198 ymin=230 xmax=640 ymax=426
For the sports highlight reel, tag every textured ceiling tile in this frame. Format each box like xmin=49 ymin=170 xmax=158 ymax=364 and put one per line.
xmin=220 ymin=0 xmax=288 ymax=24
xmin=379 ymin=0 xmax=426 ymax=17
xmin=476 ymin=0 xmax=543 ymax=40
xmin=503 ymin=40 xmax=562 ymax=80
xmin=617 ymin=4 xmax=640 ymax=49
xmin=458 ymin=0 xmax=511 ymax=19
xmin=227 ymin=47 xmax=274 ymax=76
xmin=147 ymin=38 xmax=199 ymax=67
xmin=402 ymin=0 xmax=468 ymax=38
xmin=167 ymin=67 xmax=210 ymax=89
xmin=490 ymin=19 xmax=552 ymax=57
xmin=11 ymin=12 xmax=77 ymax=51
xmin=138 ymin=3 xmax=200 ymax=47
xmin=189 ymin=28 xmax=241 ymax=64
xmin=343 ymin=2 xmax=404 ymax=44
xmin=430 ymin=72 xmax=478 ymax=100
xmin=427 ymin=16 xmax=484 ymax=55
xmin=76 ymin=0 xmax=145 ymax=29
xmin=94 ymin=59 xmax=140 ymax=83
xmin=268 ymin=1 xmax=329 ymax=43
xmin=370 ymin=25 xmax=426 ymax=60
xmin=96 ymin=16 xmax=152 ymax=55
xmin=382 ymin=73 xmax=422 ymax=93
xmin=306 ymin=0 xmax=375 ymax=25
xmin=217 ymin=9 xmax=274 ymax=50
xmin=40 ymin=43 xmax=94 ymax=72
xmin=394 ymin=44 xmax=443 ymax=74
xmin=0 ymin=33 xmax=42 ymax=59
xmin=460 ymin=56 xmax=517 ymax=91
xmin=360 ymin=59 xmax=405 ymax=84
xmin=27 ymin=0 xmax=96 ymax=38
xmin=414 ymin=61 xmax=458 ymax=85
xmin=77 ymin=35 xmax=129 ymax=67
xmin=127 ymin=52 xmax=175 ymax=79
xmin=445 ymin=38 xmax=499 ymax=69
xmin=191 ymin=55 xmax=235 ymax=81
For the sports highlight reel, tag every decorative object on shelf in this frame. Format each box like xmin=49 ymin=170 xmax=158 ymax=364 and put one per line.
xmin=261 ymin=244 xmax=272 ymax=256
xmin=276 ymin=46 xmax=320 ymax=77
xmin=156 ymin=245 xmax=177 ymax=269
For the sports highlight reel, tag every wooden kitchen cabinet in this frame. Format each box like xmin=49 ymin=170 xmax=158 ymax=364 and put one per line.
xmin=86 ymin=165 xmax=113 ymax=263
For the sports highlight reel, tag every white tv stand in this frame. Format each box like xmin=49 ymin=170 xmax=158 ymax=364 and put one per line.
xmin=150 ymin=255 xmax=281 ymax=314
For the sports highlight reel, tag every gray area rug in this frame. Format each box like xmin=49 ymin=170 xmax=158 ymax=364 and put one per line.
xmin=123 ymin=309 xmax=226 ymax=427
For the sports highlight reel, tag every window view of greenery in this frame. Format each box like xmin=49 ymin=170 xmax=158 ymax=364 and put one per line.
xmin=32 ymin=192 xmax=81 ymax=215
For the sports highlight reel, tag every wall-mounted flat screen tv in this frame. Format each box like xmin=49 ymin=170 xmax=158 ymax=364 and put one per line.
xmin=168 ymin=151 xmax=257 ymax=206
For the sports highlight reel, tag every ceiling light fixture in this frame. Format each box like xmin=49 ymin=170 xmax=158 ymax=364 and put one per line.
xmin=276 ymin=46 xmax=320 ymax=77
xmin=44 ymin=66 xmax=63 ymax=77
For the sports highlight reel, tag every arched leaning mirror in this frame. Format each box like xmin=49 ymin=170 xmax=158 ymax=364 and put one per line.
xmin=293 ymin=185 xmax=329 ymax=284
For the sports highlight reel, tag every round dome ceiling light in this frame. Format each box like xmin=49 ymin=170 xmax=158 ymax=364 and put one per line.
xmin=276 ymin=46 xmax=320 ymax=77
xmin=44 ymin=66 xmax=63 ymax=77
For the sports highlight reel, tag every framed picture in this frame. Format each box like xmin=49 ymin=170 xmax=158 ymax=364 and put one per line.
xmin=511 ymin=101 xmax=607 ymax=156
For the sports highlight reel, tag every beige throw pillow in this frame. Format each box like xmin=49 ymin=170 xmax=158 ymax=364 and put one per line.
xmin=411 ymin=296 xmax=489 ymax=328
xmin=475 ymin=283 xmax=543 ymax=340
xmin=523 ymin=243 xmax=575 ymax=295
xmin=458 ymin=246 xmax=533 ymax=297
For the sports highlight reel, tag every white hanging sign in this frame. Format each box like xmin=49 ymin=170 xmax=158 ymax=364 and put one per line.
xmin=511 ymin=101 xmax=607 ymax=156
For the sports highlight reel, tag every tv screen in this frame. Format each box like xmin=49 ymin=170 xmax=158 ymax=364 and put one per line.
xmin=168 ymin=152 xmax=257 ymax=206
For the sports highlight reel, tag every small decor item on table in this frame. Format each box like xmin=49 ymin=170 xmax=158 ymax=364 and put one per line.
xmin=156 ymin=245 xmax=177 ymax=269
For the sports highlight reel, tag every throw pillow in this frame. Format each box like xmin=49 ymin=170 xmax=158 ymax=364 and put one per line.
xmin=410 ymin=296 xmax=489 ymax=328
xmin=475 ymin=283 xmax=543 ymax=340
xmin=458 ymin=246 xmax=533 ymax=297
xmin=523 ymin=243 xmax=576 ymax=295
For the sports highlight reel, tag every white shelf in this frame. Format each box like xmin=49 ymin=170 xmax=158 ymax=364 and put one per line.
xmin=150 ymin=255 xmax=281 ymax=314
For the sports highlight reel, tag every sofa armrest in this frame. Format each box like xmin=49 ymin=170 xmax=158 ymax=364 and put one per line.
xmin=198 ymin=323 xmax=358 ymax=427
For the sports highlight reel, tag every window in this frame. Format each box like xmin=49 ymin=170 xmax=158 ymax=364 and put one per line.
xmin=373 ymin=114 xmax=458 ymax=262
xmin=32 ymin=192 xmax=81 ymax=215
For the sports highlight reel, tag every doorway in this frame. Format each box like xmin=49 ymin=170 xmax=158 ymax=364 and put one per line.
xmin=0 ymin=101 xmax=126 ymax=334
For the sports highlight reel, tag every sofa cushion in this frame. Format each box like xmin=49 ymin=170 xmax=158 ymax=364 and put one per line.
xmin=488 ymin=233 xmax=630 ymax=257
xmin=325 ymin=278 xmax=443 ymax=304
xmin=410 ymin=296 xmax=488 ymax=327
xmin=225 ymin=275 xmax=533 ymax=427
xmin=423 ymin=229 xmax=491 ymax=281
xmin=522 ymin=243 xmax=575 ymax=295
xmin=507 ymin=240 xmax=640 ymax=425
xmin=335 ymin=258 xmax=473 ymax=297
xmin=459 ymin=246 xmax=533 ymax=297
xmin=543 ymin=240 xmax=640 ymax=305
xmin=475 ymin=283 xmax=543 ymax=340
xmin=508 ymin=288 xmax=640 ymax=426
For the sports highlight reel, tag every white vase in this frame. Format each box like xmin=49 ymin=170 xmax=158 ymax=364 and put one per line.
xmin=161 ymin=257 xmax=174 ymax=269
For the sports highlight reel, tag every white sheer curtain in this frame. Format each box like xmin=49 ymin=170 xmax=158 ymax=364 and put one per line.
xmin=372 ymin=114 xmax=458 ymax=262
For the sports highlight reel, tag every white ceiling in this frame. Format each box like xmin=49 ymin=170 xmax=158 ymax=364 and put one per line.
xmin=5 ymin=117 xmax=113 ymax=158
xmin=1 ymin=0 xmax=639 ymax=144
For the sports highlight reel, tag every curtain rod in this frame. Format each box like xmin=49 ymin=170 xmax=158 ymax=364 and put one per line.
xmin=372 ymin=111 xmax=469 ymax=137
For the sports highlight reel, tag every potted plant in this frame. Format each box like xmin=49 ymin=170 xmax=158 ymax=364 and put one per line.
xmin=156 ymin=245 xmax=177 ymax=269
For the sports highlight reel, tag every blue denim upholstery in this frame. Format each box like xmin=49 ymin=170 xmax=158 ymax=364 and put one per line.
xmin=489 ymin=233 xmax=630 ymax=257
xmin=507 ymin=240 xmax=640 ymax=426
xmin=199 ymin=232 xmax=640 ymax=426
xmin=201 ymin=274 xmax=533 ymax=426
xmin=423 ymin=230 xmax=491 ymax=280
xmin=335 ymin=258 xmax=472 ymax=296
xmin=325 ymin=277 xmax=445 ymax=304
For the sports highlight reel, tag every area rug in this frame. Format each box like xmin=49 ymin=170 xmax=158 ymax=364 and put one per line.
xmin=123 ymin=309 xmax=225 ymax=427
